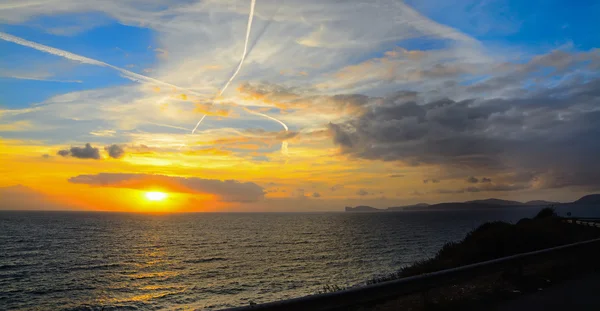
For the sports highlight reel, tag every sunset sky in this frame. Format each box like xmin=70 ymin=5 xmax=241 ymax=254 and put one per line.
xmin=1 ymin=0 xmax=599 ymax=212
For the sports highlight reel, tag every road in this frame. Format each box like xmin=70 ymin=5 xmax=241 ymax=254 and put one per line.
xmin=492 ymin=272 xmax=600 ymax=311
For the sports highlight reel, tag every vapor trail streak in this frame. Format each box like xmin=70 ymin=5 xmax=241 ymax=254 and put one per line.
xmin=243 ymin=107 xmax=287 ymax=131
xmin=219 ymin=0 xmax=256 ymax=97
xmin=0 ymin=31 xmax=205 ymax=97
xmin=191 ymin=0 xmax=257 ymax=134
xmin=147 ymin=122 xmax=191 ymax=132
xmin=191 ymin=114 xmax=207 ymax=134
xmin=191 ymin=0 xmax=290 ymax=156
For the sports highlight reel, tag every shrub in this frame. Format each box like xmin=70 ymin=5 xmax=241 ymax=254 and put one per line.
xmin=534 ymin=206 xmax=557 ymax=219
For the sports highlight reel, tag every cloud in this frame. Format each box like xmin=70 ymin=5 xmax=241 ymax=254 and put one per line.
xmin=466 ymin=176 xmax=479 ymax=184
xmin=57 ymin=143 xmax=101 ymax=159
xmin=423 ymin=179 xmax=440 ymax=184
xmin=330 ymin=184 xmax=344 ymax=191
xmin=389 ymin=174 xmax=404 ymax=178
xmin=356 ymin=189 xmax=369 ymax=196
xmin=466 ymin=176 xmax=492 ymax=184
xmin=328 ymin=67 xmax=600 ymax=191
xmin=295 ymin=188 xmax=307 ymax=198
xmin=238 ymin=82 xmax=371 ymax=114
xmin=68 ymin=173 xmax=265 ymax=202
xmin=104 ymin=144 xmax=125 ymax=159
xmin=90 ymin=130 xmax=116 ymax=137
xmin=312 ymin=192 xmax=321 ymax=198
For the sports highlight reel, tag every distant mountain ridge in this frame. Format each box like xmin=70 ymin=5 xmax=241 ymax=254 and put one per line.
xmin=465 ymin=198 xmax=524 ymax=206
xmin=345 ymin=194 xmax=599 ymax=212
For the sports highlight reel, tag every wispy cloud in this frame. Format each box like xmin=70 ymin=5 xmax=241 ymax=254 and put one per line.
xmin=0 ymin=75 xmax=82 ymax=83
xmin=0 ymin=31 xmax=206 ymax=97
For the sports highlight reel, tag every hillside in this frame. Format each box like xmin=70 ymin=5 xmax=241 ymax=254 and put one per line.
xmin=369 ymin=208 xmax=600 ymax=283
xmin=573 ymin=194 xmax=600 ymax=205
xmin=345 ymin=194 xmax=600 ymax=212
xmin=525 ymin=200 xmax=560 ymax=206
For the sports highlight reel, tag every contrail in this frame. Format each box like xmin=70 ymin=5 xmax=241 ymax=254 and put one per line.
xmin=4 ymin=75 xmax=83 ymax=83
xmin=0 ymin=31 xmax=205 ymax=98
xmin=243 ymin=107 xmax=289 ymax=155
xmin=243 ymin=107 xmax=287 ymax=131
xmin=191 ymin=0 xmax=290 ymax=155
xmin=219 ymin=0 xmax=256 ymax=97
xmin=191 ymin=114 xmax=207 ymax=134
xmin=191 ymin=0 xmax=257 ymax=134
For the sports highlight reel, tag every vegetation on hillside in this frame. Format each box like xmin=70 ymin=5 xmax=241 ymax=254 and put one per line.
xmin=369 ymin=207 xmax=600 ymax=284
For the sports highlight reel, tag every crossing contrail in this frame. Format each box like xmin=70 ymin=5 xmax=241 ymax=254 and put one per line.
xmin=0 ymin=31 xmax=205 ymax=98
xmin=1 ymin=12 xmax=290 ymax=154
xmin=190 ymin=0 xmax=290 ymax=155
xmin=191 ymin=0 xmax=258 ymax=134
xmin=219 ymin=0 xmax=256 ymax=97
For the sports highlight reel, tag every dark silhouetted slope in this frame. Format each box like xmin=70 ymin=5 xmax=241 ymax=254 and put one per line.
xmin=525 ymin=200 xmax=560 ymax=206
xmin=572 ymin=194 xmax=600 ymax=205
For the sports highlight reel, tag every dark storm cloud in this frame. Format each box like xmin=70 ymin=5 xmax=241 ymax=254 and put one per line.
xmin=105 ymin=144 xmax=125 ymax=159
xmin=68 ymin=173 xmax=265 ymax=202
xmin=57 ymin=143 xmax=100 ymax=159
xmin=328 ymin=76 xmax=600 ymax=190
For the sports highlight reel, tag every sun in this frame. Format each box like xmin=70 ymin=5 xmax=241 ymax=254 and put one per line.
xmin=145 ymin=191 xmax=167 ymax=201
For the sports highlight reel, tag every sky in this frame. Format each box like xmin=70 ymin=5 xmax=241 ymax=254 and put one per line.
xmin=1 ymin=0 xmax=599 ymax=212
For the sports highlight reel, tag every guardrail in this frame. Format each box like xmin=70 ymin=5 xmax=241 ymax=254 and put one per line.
xmin=220 ymin=236 xmax=600 ymax=311
xmin=565 ymin=218 xmax=600 ymax=228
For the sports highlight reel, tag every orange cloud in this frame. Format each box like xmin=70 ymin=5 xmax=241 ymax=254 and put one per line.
xmin=68 ymin=173 xmax=265 ymax=202
xmin=194 ymin=102 xmax=230 ymax=117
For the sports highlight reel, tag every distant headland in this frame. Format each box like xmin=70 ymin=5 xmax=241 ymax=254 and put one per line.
xmin=345 ymin=194 xmax=600 ymax=212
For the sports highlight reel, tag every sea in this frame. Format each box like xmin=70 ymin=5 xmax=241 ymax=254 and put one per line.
xmin=1 ymin=205 xmax=598 ymax=311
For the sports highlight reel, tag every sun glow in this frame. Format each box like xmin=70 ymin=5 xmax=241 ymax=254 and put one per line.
xmin=145 ymin=191 xmax=167 ymax=201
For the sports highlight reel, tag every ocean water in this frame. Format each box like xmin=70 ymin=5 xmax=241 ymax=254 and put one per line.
xmin=0 ymin=206 xmax=596 ymax=310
